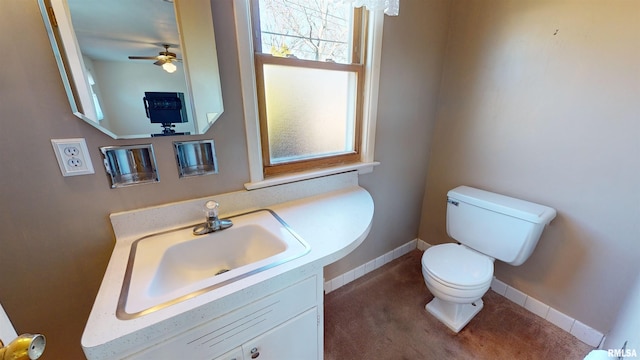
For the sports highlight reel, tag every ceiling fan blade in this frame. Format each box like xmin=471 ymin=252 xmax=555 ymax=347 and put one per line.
xmin=154 ymin=59 xmax=168 ymax=66
xmin=128 ymin=56 xmax=159 ymax=60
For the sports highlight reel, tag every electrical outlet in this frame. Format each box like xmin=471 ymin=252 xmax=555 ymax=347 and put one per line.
xmin=51 ymin=138 xmax=95 ymax=177
xmin=63 ymin=146 xmax=80 ymax=157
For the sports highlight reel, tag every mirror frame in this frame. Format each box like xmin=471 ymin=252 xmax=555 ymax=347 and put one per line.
xmin=38 ymin=0 xmax=224 ymax=139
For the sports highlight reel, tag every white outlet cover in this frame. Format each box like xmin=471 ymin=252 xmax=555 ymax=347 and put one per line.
xmin=51 ymin=138 xmax=95 ymax=177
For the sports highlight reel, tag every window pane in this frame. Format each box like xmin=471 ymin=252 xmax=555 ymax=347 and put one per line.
xmin=263 ymin=64 xmax=357 ymax=164
xmin=257 ymin=0 xmax=353 ymax=63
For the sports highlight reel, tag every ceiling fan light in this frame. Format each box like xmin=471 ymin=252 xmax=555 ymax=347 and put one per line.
xmin=162 ymin=62 xmax=177 ymax=73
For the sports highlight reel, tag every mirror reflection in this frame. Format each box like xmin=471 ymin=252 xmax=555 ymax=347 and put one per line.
xmin=40 ymin=0 xmax=224 ymax=138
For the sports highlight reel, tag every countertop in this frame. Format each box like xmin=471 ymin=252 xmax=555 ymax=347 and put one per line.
xmin=81 ymin=173 xmax=373 ymax=359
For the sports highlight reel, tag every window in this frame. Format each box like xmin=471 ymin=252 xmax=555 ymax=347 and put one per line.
xmin=234 ymin=0 xmax=383 ymax=187
xmin=251 ymin=0 xmax=366 ymax=176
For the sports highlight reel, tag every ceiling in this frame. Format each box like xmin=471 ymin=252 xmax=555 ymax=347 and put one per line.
xmin=67 ymin=0 xmax=181 ymax=62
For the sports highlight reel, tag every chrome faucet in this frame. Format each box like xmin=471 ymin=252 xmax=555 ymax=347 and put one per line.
xmin=193 ymin=200 xmax=233 ymax=235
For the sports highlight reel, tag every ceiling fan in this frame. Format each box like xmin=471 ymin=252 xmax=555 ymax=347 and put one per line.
xmin=128 ymin=45 xmax=181 ymax=72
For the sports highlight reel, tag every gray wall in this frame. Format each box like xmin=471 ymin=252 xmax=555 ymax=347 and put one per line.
xmin=420 ymin=0 xmax=640 ymax=334
xmin=325 ymin=0 xmax=451 ymax=278
xmin=604 ymin=271 xmax=640 ymax=352
xmin=1 ymin=1 xmax=447 ymax=358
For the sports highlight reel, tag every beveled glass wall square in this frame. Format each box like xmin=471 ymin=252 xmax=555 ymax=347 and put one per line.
xmin=263 ymin=64 xmax=357 ymax=164
xmin=173 ymin=140 xmax=218 ymax=178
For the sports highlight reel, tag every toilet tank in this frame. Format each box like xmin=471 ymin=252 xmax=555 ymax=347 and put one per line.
xmin=446 ymin=186 xmax=556 ymax=266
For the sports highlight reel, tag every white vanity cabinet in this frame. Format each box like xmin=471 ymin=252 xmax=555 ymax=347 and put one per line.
xmin=215 ymin=308 xmax=318 ymax=360
xmin=127 ymin=271 xmax=322 ymax=360
xmin=214 ymin=347 xmax=244 ymax=360
xmin=81 ymin=175 xmax=374 ymax=360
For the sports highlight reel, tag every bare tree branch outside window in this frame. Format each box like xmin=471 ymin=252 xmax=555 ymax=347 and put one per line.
xmin=258 ymin=0 xmax=351 ymax=63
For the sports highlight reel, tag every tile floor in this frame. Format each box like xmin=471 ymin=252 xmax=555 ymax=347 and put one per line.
xmin=324 ymin=250 xmax=594 ymax=360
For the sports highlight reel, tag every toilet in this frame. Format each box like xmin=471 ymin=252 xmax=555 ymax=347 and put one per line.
xmin=421 ymin=186 xmax=556 ymax=333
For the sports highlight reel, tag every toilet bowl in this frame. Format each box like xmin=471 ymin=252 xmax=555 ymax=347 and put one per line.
xmin=421 ymin=243 xmax=493 ymax=332
xmin=421 ymin=186 xmax=556 ymax=333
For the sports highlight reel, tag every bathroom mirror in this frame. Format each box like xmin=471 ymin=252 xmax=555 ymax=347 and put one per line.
xmin=38 ymin=0 xmax=224 ymax=139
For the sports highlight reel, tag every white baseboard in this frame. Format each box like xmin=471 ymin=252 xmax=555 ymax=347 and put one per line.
xmin=324 ymin=239 xmax=418 ymax=294
xmin=325 ymin=238 xmax=604 ymax=348
xmin=490 ymin=277 xmax=604 ymax=347
xmin=417 ymin=239 xmax=430 ymax=251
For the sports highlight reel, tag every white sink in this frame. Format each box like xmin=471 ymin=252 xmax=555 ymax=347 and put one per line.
xmin=117 ymin=209 xmax=310 ymax=319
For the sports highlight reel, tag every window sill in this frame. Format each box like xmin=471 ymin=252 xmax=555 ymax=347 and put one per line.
xmin=244 ymin=161 xmax=380 ymax=190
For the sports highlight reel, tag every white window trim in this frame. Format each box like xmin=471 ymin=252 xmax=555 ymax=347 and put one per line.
xmin=233 ymin=0 xmax=382 ymax=190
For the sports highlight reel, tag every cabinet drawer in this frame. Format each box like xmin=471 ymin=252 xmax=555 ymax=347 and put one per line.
xmin=213 ymin=346 xmax=243 ymax=360
xmin=242 ymin=308 xmax=318 ymax=360
xmin=127 ymin=275 xmax=317 ymax=359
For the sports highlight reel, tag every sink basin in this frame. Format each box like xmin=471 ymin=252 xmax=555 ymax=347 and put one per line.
xmin=117 ymin=209 xmax=310 ymax=319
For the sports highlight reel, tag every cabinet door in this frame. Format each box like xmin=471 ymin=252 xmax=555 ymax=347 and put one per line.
xmin=243 ymin=308 xmax=318 ymax=360
xmin=214 ymin=347 xmax=244 ymax=360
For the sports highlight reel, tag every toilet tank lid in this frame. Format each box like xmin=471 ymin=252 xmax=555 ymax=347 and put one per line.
xmin=448 ymin=186 xmax=557 ymax=224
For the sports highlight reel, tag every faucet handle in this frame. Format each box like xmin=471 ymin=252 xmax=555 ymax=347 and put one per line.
xmin=204 ymin=200 xmax=219 ymax=219
xmin=193 ymin=200 xmax=233 ymax=235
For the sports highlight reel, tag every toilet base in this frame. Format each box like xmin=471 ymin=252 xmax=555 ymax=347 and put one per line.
xmin=425 ymin=297 xmax=484 ymax=333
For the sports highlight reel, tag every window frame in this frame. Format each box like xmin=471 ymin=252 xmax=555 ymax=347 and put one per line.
xmin=255 ymin=54 xmax=365 ymax=176
xmin=234 ymin=0 xmax=382 ymax=189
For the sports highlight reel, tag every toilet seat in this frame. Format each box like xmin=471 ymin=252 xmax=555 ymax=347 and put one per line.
xmin=421 ymin=243 xmax=493 ymax=289
xmin=424 ymin=268 xmax=491 ymax=291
